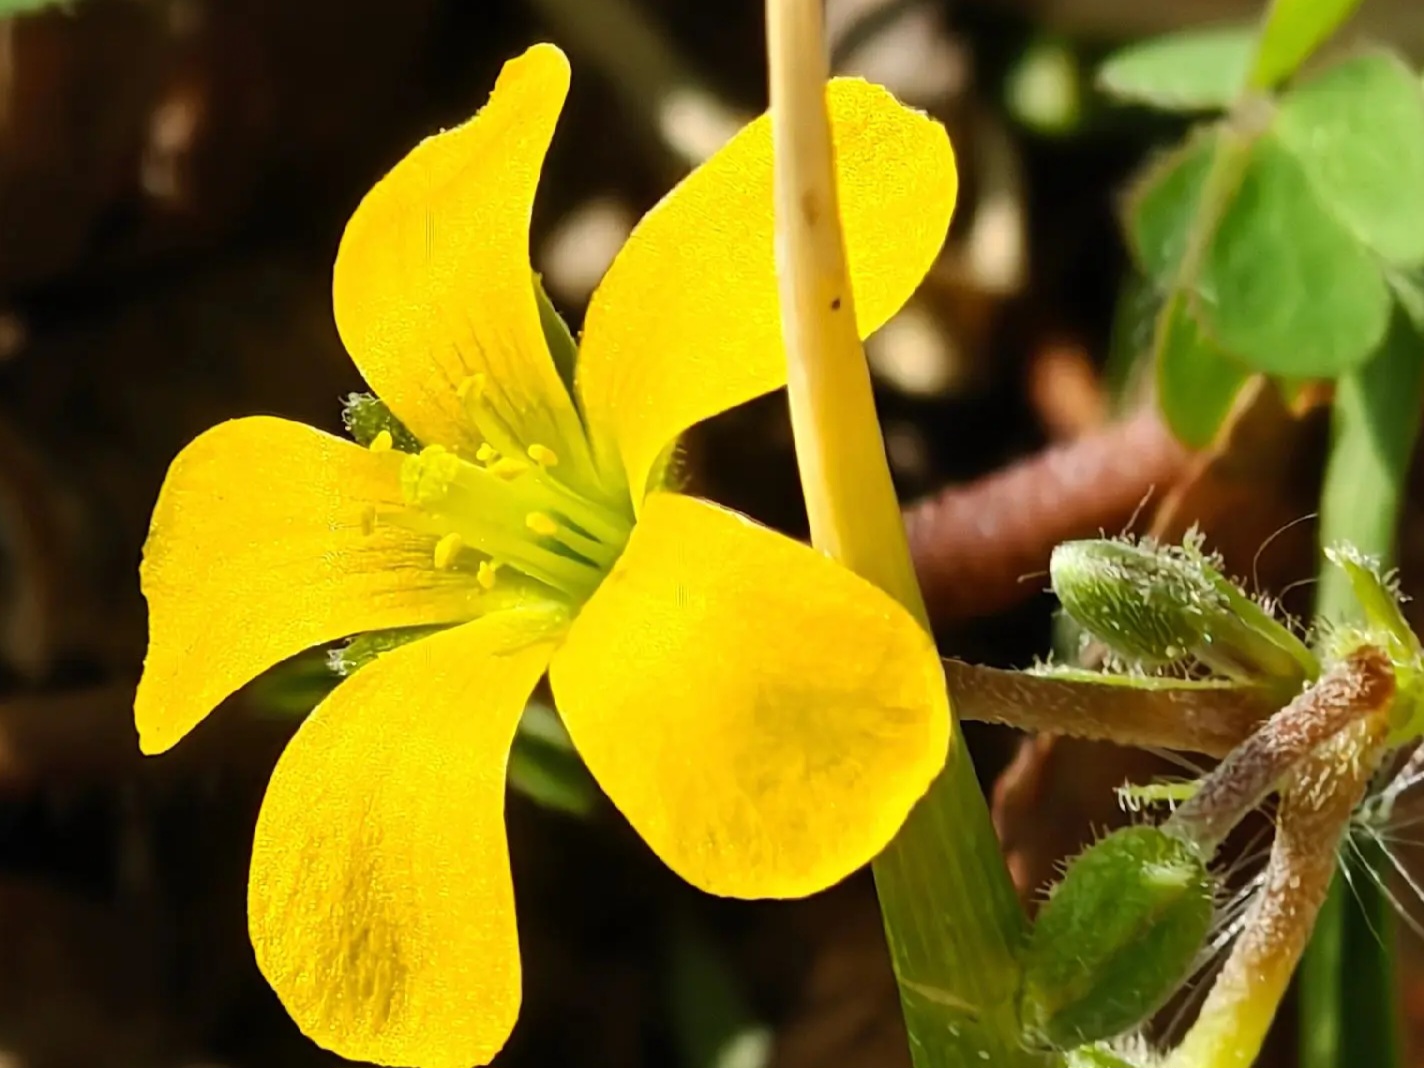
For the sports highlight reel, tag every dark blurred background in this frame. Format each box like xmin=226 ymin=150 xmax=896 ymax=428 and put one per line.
xmin=5 ymin=1 xmax=1424 ymax=1066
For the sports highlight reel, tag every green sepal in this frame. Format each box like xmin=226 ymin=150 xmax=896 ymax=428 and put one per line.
xmin=534 ymin=272 xmax=578 ymax=394
xmin=328 ymin=625 xmax=444 ymax=676
xmin=506 ymin=703 xmax=600 ymax=819
xmin=1019 ymin=825 xmax=1213 ymax=1050
xmin=341 ymin=392 xmax=421 ymax=452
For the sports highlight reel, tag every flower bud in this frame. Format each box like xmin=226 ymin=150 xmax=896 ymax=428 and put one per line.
xmin=1050 ymin=537 xmax=1315 ymax=686
xmin=341 ymin=392 xmax=420 ymax=452
xmin=1018 ymin=825 xmax=1213 ymax=1050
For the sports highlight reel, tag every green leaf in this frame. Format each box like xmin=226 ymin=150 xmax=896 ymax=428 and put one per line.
xmin=1155 ymin=293 xmax=1250 ymax=446
xmin=1273 ymin=54 xmax=1424 ymax=267
xmin=1250 ymin=0 xmax=1363 ymax=89
xmin=1127 ymin=134 xmax=1218 ymax=282
xmin=1196 ymin=133 xmax=1391 ymax=377
xmin=0 ymin=0 xmax=70 ymax=15
xmin=1098 ymin=26 xmax=1255 ymax=112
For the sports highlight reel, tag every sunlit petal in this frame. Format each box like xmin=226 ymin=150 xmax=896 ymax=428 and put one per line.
xmin=550 ymin=492 xmax=949 ymax=897
xmin=249 ymin=611 xmax=560 ymax=1068
xmin=577 ymin=80 xmax=956 ymax=502
xmin=135 ymin=417 xmax=486 ymax=755
xmin=332 ymin=43 xmax=594 ymax=481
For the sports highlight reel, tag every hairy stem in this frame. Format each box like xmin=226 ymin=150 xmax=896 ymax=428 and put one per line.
xmin=1165 ymin=647 xmax=1393 ymax=854
xmin=1167 ymin=713 xmax=1390 ymax=1068
xmin=944 ymin=661 xmax=1276 ymax=757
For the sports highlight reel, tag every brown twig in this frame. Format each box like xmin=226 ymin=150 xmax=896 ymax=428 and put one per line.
xmin=907 ymin=408 xmax=1190 ymax=626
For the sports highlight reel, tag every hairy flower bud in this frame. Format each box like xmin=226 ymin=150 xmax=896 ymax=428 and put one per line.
xmin=1018 ymin=825 xmax=1213 ymax=1050
xmin=341 ymin=391 xmax=421 ymax=452
xmin=1050 ymin=536 xmax=1316 ymax=687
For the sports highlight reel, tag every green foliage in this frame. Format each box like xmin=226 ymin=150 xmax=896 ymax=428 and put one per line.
xmin=1098 ymin=27 xmax=1255 ymax=112
xmin=0 ymin=0 xmax=71 ymax=17
xmin=1114 ymin=31 xmax=1424 ymax=445
xmin=1249 ymin=0 xmax=1365 ymax=89
xmin=1018 ymin=826 xmax=1213 ymax=1050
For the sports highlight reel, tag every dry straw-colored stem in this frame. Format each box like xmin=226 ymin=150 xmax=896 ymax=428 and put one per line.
xmin=1167 ymin=685 xmax=1393 ymax=1068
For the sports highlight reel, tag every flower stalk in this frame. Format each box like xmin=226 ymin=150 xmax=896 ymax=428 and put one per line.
xmin=1166 ymin=714 xmax=1390 ymax=1068
xmin=766 ymin=1 xmax=1039 ymax=1063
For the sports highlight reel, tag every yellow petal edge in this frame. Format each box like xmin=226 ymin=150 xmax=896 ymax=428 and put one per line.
xmin=135 ymin=417 xmax=485 ymax=755
xmin=249 ymin=613 xmax=558 ymax=1068
xmin=551 ymin=492 xmax=950 ymax=898
xmin=576 ymin=79 xmax=957 ymax=503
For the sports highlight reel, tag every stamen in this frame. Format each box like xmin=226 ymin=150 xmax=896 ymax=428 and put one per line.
xmin=490 ymin=458 xmax=529 ymax=480
xmin=457 ymin=372 xmax=525 ymax=463
xmin=433 ymin=532 xmax=464 ymax=570
xmin=369 ymin=429 xmax=394 ymax=454
xmin=476 ymin=442 xmax=498 ymax=464
xmin=526 ymin=512 xmax=559 ymax=537
xmin=456 ymin=373 xmax=488 ymax=404
xmin=527 ymin=443 xmax=559 ymax=468
xmin=478 ymin=560 xmax=500 ymax=590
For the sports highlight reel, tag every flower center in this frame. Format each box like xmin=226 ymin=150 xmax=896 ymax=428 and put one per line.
xmin=372 ymin=376 xmax=632 ymax=604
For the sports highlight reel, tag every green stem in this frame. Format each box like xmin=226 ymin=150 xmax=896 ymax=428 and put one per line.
xmin=764 ymin=2 xmax=1044 ymax=1063
xmin=1300 ymin=306 xmax=1423 ymax=1068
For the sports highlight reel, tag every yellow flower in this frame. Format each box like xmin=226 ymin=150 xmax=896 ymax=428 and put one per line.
xmin=134 ymin=43 xmax=957 ymax=1068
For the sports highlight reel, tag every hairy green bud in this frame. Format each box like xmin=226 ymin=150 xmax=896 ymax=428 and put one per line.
xmin=341 ymin=392 xmax=421 ymax=452
xmin=1050 ymin=536 xmax=1316 ymax=687
xmin=1019 ymin=825 xmax=1212 ymax=1050
xmin=1323 ymin=543 xmax=1424 ymax=743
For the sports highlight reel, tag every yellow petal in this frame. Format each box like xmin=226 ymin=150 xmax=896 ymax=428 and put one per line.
xmin=332 ymin=43 xmax=593 ymax=480
xmin=576 ymin=80 xmax=956 ymax=502
xmin=549 ymin=492 xmax=949 ymax=898
xmin=136 ymin=416 xmax=486 ymax=755
xmin=249 ymin=612 xmax=559 ymax=1068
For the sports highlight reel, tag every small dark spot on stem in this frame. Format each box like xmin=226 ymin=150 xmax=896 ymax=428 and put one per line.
xmin=800 ymin=190 xmax=820 ymax=226
xmin=830 ymin=297 xmax=842 ymax=311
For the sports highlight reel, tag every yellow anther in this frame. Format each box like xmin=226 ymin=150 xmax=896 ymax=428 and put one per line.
xmin=476 ymin=442 xmax=498 ymax=464
xmin=527 ymin=443 xmax=559 ymax=468
xmin=360 ymin=505 xmax=377 ymax=537
xmin=490 ymin=457 xmax=528 ymax=479
xmin=433 ymin=532 xmax=464 ymax=570
xmin=477 ymin=559 xmax=500 ymax=590
xmin=368 ymin=429 xmax=394 ymax=454
xmin=526 ymin=511 xmax=559 ymax=537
